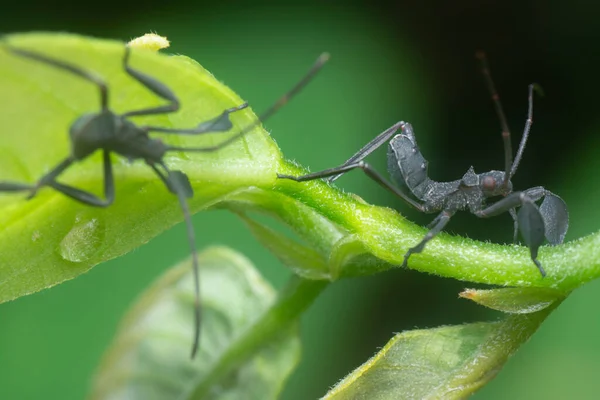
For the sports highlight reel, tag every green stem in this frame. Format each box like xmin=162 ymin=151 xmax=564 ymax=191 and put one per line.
xmin=185 ymin=275 xmax=329 ymax=399
xmin=271 ymin=160 xmax=600 ymax=291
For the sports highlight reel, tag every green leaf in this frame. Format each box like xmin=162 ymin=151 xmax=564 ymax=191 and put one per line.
xmin=322 ymin=302 xmax=559 ymax=400
xmin=89 ymin=246 xmax=304 ymax=400
xmin=459 ymin=287 xmax=566 ymax=314
xmin=0 ymin=32 xmax=279 ymax=303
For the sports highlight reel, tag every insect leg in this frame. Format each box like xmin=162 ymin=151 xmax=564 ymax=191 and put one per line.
xmin=44 ymin=151 xmax=115 ymax=207
xmin=402 ymin=210 xmax=453 ymax=268
xmin=121 ymin=46 xmax=180 ymax=117
xmin=4 ymin=45 xmax=109 ymax=110
xmin=21 ymin=157 xmax=75 ymax=199
xmin=0 ymin=182 xmax=35 ymax=192
xmin=475 ymin=191 xmax=546 ymax=276
xmin=147 ymin=163 xmax=194 ymax=198
xmin=518 ymin=187 xmax=568 ymax=244
xmin=426 ymin=211 xmax=445 ymax=229
xmin=509 ymin=208 xmax=518 ymax=243
xmin=167 ymin=53 xmax=330 ymax=154
xmin=278 ymin=161 xmax=425 ymax=211
xmin=476 ymin=52 xmax=512 ymax=188
xmin=538 ymin=191 xmax=568 ymax=245
xmin=326 ymin=121 xmax=406 ymax=183
xmin=504 ymin=186 xmax=547 ymax=243
xmin=145 ymin=103 xmax=249 ymax=135
xmin=151 ymin=162 xmax=201 ymax=359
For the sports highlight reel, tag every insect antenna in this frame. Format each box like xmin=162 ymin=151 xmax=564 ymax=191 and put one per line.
xmin=476 ymin=51 xmax=513 ymax=188
xmin=168 ymin=52 xmax=331 ymax=153
xmin=510 ymin=83 xmax=539 ymax=177
xmin=257 ymin=52 xmax=330 ymax=122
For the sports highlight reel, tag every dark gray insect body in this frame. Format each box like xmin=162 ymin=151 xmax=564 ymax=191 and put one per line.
xmin=69 ymin=111 xmax=165 ymax=161
xmin=1 ymin=42 xmax=329 ymax=357
xmin=278 ymin=54 xmax=568 ymax=277
xmin=389 ymin=124 xmax=508 ymax=214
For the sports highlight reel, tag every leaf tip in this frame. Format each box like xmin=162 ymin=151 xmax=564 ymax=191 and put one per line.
xmin=459 ymin=288 xmax=476 ymax=300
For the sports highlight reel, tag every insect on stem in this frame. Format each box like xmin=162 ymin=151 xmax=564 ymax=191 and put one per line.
xmin=277 ymin=52 xmax=568 ymax=279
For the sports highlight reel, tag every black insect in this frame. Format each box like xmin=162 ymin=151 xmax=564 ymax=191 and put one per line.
xmin=1 ymin=42 xmax=329 ymax=357
xmin=278 ymin=53 xmax=568 ymax=277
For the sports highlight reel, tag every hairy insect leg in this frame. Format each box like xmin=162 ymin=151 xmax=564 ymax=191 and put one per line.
xmin=167 ymin=52 xmax=330 ymax=154
xmin=151 ymin=162 xmax=201 ymax=358
xmin=509 ymin=208 xmax=518 ymax=243
xmin=4 ymin=44 xmax=109 ymax=110
xmin=326 ymin=121 xmax=406 ymax=183
xmin=278 ymin=161 xmax=425 ymax=211
xmin=121 ymin=46 xmax=180 ymax=117
xmin=426 ymin=211 xmax=445 ymax=229
xmin=402 ymin=210 xmax=453 ymax=268
xmin=145 ymin=103 xmax=249 ymax=135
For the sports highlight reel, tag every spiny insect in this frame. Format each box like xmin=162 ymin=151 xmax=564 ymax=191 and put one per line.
xmin=0 ymin=41 xmax=330 ymax=357
xmin=278 ymin=52 xmax=568 ymax=276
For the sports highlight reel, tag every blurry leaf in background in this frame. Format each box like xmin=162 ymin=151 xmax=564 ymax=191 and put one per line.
xmin=90 ymin=246 xmax=300 ymax=400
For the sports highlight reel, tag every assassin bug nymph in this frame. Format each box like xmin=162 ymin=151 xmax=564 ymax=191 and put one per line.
xmin=278 ymin=53 xmax=568 ymax=277
xmin=0 ymin=42 xmax=330 ymax=358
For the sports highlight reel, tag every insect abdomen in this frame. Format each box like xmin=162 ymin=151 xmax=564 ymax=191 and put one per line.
xmin=388 ymin=131 xmax=431 ymax=199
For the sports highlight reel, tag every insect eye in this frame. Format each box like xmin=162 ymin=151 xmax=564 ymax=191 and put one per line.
xmin=482 ymin=176 xmax=496 ymax=190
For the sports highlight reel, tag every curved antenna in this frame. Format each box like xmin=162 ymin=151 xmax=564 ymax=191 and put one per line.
xmin=476 ymin=51 xmax=512 ymax=188
xmin=510 ymin=83 xmax=538 ymax=177
xmin=167 ymin=52 xmax=331 ymax=153
xmin=257 ymin=52 xmax=330 ymax=122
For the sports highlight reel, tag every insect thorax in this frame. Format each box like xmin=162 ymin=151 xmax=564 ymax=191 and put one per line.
xmin=70 ymin=111 xmax=121 ymax=159
xmin=69 ymin=111 xmax=166 ymax=162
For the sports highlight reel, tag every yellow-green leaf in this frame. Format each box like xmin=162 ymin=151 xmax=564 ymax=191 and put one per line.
xmin=0 ymin=32 xmax=279 ymax=303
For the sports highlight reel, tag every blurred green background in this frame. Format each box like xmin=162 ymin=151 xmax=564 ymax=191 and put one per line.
xmin=1 ymin=1 xmax=599 ymax=399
